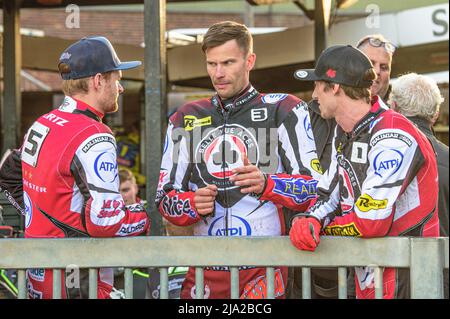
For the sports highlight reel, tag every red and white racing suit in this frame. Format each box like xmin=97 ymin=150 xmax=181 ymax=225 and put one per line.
xmin=304 ymin=97 xmax=439 ymax=299
xmin=156 ymin=85 xmax=321 ymax=299
xmin=19 ymin=96 xmax=150 ymax=299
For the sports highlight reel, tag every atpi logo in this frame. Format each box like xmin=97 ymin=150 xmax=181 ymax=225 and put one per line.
xmin=373 ymin=149 xmax=403 ymax=178
xmin=208 ymin=215 xmax=252 ymax=236
xmin=262 ymin=93 xmax=287 ymax=104
xmin=303 ymin=115 xmax=313 ymax=140
xmin=94 ymin=151 xmax=118 ymax=183
xmin=23 ymin=191 xmax=33 ymax=228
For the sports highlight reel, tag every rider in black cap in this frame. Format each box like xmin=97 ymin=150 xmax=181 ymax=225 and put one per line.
xmin=290 ymin=45 xmax=440 ymax=299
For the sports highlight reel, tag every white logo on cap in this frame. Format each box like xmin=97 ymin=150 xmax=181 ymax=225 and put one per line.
xmin=296 ymin=70 xmax=308 ymax=78
xmin=60 ymin=52 xmax=71 ymax=60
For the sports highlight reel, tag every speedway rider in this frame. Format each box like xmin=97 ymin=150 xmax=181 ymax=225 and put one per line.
xmin=156 ymin=21 xmax=322 ymax=299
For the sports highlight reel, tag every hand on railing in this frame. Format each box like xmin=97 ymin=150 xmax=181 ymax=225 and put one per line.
xmin=289 ymin=216 xmax=321 ymax=252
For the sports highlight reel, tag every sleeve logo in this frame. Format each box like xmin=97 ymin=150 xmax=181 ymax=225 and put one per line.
xmin=161 ymin=195 xmax=196 ymax=219
xmin=94 ymin=151 xmax=118 ymax=183
xmin=303 ymin=115 xmax=314 ymax=140
xmin=23 ymin=191 xmax=33 ymax=228
xmin=373 ymin=149 xmax=403 ymax=178
xmin=311 ymin=159 xmax=323 ymax=175
xmin=261 ymin=93 xmax=287 ymax=104
xmin=355 ymin=194 xmax=387 ymax=212
xmin=271 ymin=176 xmax=317 ymax=204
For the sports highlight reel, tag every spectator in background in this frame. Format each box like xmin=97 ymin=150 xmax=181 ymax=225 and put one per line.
xmin=119 ymin=168 xmax=144 ymax=206
xmin=116 ymin=122 xmax=146 ymax=186
xmin=291 ymin=45 xmax=439 ymax=299
xmin=310 ymin=34 xmax=396 ymax=174
xmin=389 ymin=73 xmax=448 ymax=298
xmin=356 ymin=34 xmax=396 ymax=102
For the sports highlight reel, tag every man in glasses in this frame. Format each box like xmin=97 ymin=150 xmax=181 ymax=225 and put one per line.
xmin=356 ymin=34 xmax=396 ymax=102
xmin=309 ymin=34 xmax=396 ymax=175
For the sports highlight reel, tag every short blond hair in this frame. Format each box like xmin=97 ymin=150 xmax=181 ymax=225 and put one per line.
xmin=119 ymin=168 xmax=136 ymax=185
xmin=60 ymin=71 xmax=112 ymax=96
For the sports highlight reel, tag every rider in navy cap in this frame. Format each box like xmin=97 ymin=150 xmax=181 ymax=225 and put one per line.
xmin=58 ymin=36 xmax=141 ymax=80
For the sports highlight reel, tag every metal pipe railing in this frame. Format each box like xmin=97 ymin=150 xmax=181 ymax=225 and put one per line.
xmin=1 ymin=236 xmax=448 ymax=299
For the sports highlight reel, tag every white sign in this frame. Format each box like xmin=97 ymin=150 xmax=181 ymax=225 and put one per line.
xmin=397 ymin=4 xmax=449 ymax=46
xmin=330 ymin=4 xmax=449 ymax=48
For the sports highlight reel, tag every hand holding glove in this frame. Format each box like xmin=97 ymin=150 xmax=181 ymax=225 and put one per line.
xmin=289 ymin=216 xmax=321 ymax=252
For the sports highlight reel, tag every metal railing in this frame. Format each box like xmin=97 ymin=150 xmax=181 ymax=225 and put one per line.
xmin=0 ymin=236 xmax=448 ymax=299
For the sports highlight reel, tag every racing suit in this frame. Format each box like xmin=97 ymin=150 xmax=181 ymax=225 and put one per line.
xmin=303 ymin=96 xmax=439 ymax=299
xmin=156 ymin=85 xmax=321 ymax=299
xmin=18 ymin=96 xmax=150 ymax=299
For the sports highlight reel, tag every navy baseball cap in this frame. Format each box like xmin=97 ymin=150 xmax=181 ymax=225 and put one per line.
xmin=294 ymin=45 xmax=374 ymax=88
xmin=58 ymin=36 xmax=141 ymax=80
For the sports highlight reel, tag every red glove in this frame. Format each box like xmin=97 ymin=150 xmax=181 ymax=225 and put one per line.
xmin=289 ymin=216 xmax=321 ymax=251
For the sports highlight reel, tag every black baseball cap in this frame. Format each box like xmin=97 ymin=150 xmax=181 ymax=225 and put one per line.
xmin=58 ymin=36 xmax=141 ymax=80
xmin=294 ymin=45 xmax=374 ymax=88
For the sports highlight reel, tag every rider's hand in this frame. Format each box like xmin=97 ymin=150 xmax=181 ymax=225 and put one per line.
xmin=230 ymin=155 xmax=266 ymax=195
xmin=289 ymin=216 xmax=321 ymax=252
xmin=194 ymin=184 xmax=218 ymax=216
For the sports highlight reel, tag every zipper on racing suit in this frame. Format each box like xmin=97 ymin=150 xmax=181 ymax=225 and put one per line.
xmin=221 ymin=104 xmax=232 ymax=236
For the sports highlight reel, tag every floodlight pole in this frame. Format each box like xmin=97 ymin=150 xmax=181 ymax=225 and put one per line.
xmin=314 ymin=0 xmax=330 ymax=60
xmin=1 ymin=0 xmax=22 ymax=154
xmin=144 ymin=0 xmax=167 ymax=236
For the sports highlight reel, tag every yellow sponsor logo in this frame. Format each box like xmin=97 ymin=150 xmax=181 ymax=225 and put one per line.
xmin=184 ymin=115 xmax=212 ymax=131
xmin=324 ymin=223 xmax=361 ymax=237
xmin=355 ymin=194 xmax=388 ymax=212
xmin=311 ymin=158 xmax=323 ymax=175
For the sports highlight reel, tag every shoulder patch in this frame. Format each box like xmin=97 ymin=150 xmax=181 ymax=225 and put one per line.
xmin=262 ymin=94 xmax=288 ymax=104
xmin=295 ymin=100 xmax=309 ymax=111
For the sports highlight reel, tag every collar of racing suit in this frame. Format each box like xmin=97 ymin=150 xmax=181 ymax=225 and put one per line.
xmin=350 ymin=95 xmax=386 ymax=138
xmin=70 ymin=97 xmax=105 ymax=122
xmin=211 ymin=84 xmax=259 ymax=114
